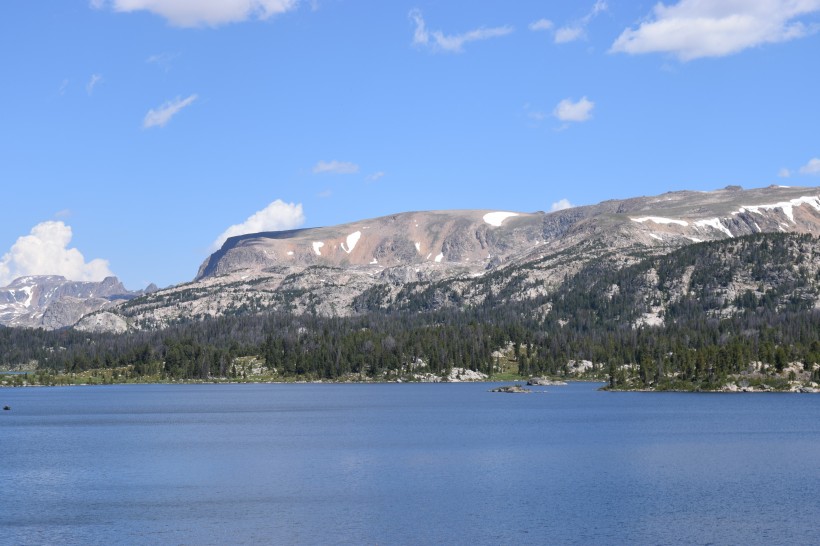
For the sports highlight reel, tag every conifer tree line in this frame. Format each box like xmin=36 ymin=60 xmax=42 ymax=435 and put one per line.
xmin=2 ymin=232 xmax=820 ymax=385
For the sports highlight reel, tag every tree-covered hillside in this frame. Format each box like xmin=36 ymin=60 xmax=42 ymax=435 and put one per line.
xmin=3 ymin=233 xmax=820 ymax=390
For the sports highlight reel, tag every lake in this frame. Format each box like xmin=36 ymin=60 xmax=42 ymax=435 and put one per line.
xmin=2 ymin=382 xmax=820 ymax=545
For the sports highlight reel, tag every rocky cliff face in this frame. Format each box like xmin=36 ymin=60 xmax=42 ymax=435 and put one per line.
xmin=0 ymin=276 xmax=147 ymax=330
xmin=196 ymin=186 xmax=820 ymax=279
xmin=71 ymin=185 xmax=820 ymax=331
xmin=195 ymin=209 xmax=548 ymax=279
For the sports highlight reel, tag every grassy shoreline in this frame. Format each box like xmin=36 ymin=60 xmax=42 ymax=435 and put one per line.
xmin=4 ymin=367 xmax=815 ymax=393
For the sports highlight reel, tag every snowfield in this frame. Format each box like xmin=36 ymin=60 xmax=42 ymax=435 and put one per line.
xmin=739 ymin=196 xmax=820 ymax=223
xmin=630 ymin=216 xmax=689 ymax=226
xmin=483 ymin=211 xmax=519 ymax=227
xmin=341 ymin=231 xmax=361 ymax=254
xmin=694 ymin=218 xmax=733 ymax=238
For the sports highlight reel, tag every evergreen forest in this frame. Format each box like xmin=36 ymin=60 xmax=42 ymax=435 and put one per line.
xmin=3 ymin=232 xmax=820 ymax=390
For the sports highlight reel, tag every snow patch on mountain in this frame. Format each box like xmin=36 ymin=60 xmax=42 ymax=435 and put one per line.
xmin=740 ymin=196 xmax=820 ymax=224
xmin=434 ymin=253 xmax=444 ymax=263
xmin=341 ymin=231 xmax=361 ymax=254
xmin=695 ymin=218 xmax=733 ymax=238
xmin=631 ymin=216 xmax=689 ymax=226
xmin=312 ymin=242 xmax=324 ymax=256
xmin=483 ymin=212 xmax=519 ymax=227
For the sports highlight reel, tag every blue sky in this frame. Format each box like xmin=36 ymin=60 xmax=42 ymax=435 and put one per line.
xmin=1 ymin=0 xmax=819 ymax=289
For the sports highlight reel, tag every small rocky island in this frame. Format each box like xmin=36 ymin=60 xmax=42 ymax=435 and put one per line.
xmin=490 ymin=384 xmax=531 ymax=394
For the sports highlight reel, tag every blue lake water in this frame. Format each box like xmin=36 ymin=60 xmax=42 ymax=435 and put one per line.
xmin=2 ymin=382 xmax=820 ymax=545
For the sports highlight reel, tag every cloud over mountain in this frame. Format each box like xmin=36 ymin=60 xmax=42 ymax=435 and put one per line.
xmin=0 ymin=221 xmax=113 ymax=286
xmin=211 ymin=200 xmax=305 ymax=250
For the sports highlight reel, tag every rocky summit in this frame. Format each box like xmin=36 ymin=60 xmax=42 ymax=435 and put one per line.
xmin=197 ymin=185 xmax=820 ymax=281
xmin=5 ymin=184 xmax=820 ymax=332
xmin=0 ymin=276 xmax=153 ymax=330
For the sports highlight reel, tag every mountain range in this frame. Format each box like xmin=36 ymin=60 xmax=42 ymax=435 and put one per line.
xmin=2 ymin=184 xmax=820 ymax=332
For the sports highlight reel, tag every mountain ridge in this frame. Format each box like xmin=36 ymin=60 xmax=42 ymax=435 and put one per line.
xmin=3 ymin=184 xmax=820 ymax=332
xmin=111 ymin=184 xmax=820 ymax=330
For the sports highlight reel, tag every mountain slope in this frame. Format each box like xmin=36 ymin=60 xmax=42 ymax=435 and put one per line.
xmin=79 ymin=185 xmax=820 ymax=330
xmin=0 ymin=276 xmax=153 ymax=330
xmin=6 ymin=232 xmax=820 ymax=392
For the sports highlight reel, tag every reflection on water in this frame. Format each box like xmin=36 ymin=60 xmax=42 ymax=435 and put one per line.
xmin=2 ymin=383 xmax=820 ymax=544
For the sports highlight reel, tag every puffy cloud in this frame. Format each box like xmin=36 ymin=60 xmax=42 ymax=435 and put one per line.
xmin=0 ymin=221 xmax=114 ymax=286
xmin=553 ymin=96 xmax=595 ymax=122
xmin=550 ymin=199 xmax=574 ymax=212
xmin=211 ymin=199 xmax=305 ymax=250
xmin=367 ymin=171 xmax=386 ymax=182
xmin=610 ymin=0 xmax=820 ymax=61
xmin=778 ymin=168 xmax=791 ymax=178
xmin=312 ymin=160 xmax=360 ymax=175
xmin=143 ymin=94 xmax=197 ymax=129
xmin=410 ymin=9 xmax=513 ymax=53
xmin=800 ymin=158 xmax=820 ymax=175
xmin=529 ymin=19 xmax=554 ymax=32
xmin=86 ymin=74 xmax=103 ymax=95
xmin=91 ymin=0 xmax=299 ymax=27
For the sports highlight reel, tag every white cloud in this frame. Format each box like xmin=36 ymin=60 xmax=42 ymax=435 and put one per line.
xmin=312 ymin=160 xmax=359 ymax=175
xmin=555 ymin=26 xmax=585 ymax=43
xmin=86 ymin=74 xmax=103 ymax=95
xmin=610 ymin=0 xmax=820 ymax=61
xmin=800 ymin=158 xmax=820 ymax=175
xmin=211 ymin=199 xmax=305 ymax=250
xmin=553 ymin=96 xmax=595 ymax=122
xmin=367 ymin=171 xmax=386 ymax=182
xmin=550 ymin=199 xmax=574 ymax=212
xmin=588 ymin=0 xmax=608 ymax=19
xmin=555 ymin=0 xmax=608 ymax=43
xmin=317 ymin=189 xmax=333 ymax=198
xmin=0 ymin=221 xmax=114 ymax=286
xmin=143 ymin=94 xmax=197 ymax=129
xmin=91 ymin=0 xmax=299 ymax=27
xmin=410 ymin=9 xmax=513 ymax=53
xmin=529 ymin=19 xmax=554 ymax=31
xmin=778 ymin=168 xmax=792 ymax=178
xmin=146 ymin=52 xmax=180 ymax=71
